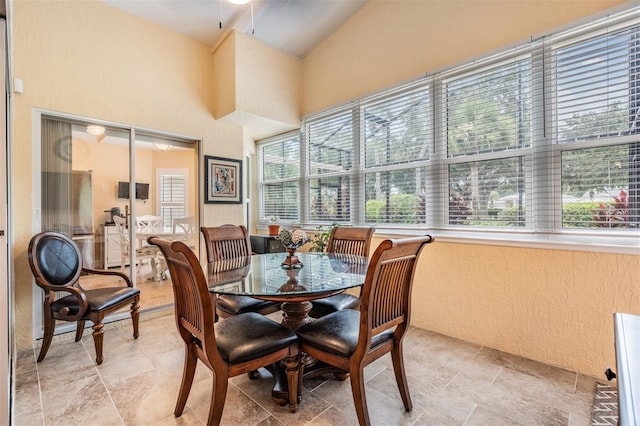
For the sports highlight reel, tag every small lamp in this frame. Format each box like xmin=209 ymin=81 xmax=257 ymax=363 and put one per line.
xmin=86 ymin=125 xmax=105 ymax=136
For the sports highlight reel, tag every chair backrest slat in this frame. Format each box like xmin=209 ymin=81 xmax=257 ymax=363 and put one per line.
xmin=201 ymin=224 xmax=252 ymax=263
xmin=359 ymin=236 xmax=433 ymax=344
xmin=372 ymin=256 xmax=414 ymax=329
xmin=327 ymin=226 xmax=375 ymax=257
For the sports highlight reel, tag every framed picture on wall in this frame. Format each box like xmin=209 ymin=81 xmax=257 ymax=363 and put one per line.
xmin=204 ymin=155 xmax=242 ymax=204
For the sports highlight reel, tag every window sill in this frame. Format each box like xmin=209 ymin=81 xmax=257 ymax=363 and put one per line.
xmin=261 ymin=224 xmax=639 ymax=255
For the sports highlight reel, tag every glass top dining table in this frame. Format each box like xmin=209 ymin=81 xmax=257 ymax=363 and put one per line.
xmin=207 ymin=252 xmax=368 ymax=330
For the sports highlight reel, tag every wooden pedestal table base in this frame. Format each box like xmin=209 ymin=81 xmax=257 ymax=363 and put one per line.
xmin=267 ymin=296 xmax=350 ymax=406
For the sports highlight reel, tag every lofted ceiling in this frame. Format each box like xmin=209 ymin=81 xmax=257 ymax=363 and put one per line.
xmin=102 ymin=0 xmax=368 ymax=59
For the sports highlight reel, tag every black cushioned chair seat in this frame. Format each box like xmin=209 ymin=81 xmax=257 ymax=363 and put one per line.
xmin=296 ymin=309 xmax=393 ymax=357
xmin=217 ymin=295 xmax=280 ymax=316
xmin=52 ymin=287 xmax=141 ymax=316
xmin=215 ymin=312 xmax=297 ymax=364
xmin=309 ymin=293 xmax=360 ymax=318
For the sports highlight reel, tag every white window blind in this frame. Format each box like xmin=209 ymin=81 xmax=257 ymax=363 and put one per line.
xmin=443 ymin=55 xmax=532 ymax=227
xmin=362 ymin=82 xmax=430 ymax=225
xmin=256 ymin=5 xmax=639 ymax=248
xmin=259 ymin=132 xmax=301 ymax=222
xmin=306 ymin=108 xmax=354 ymax=222
xmin=551 ymin=21 xmax=640 ymax=229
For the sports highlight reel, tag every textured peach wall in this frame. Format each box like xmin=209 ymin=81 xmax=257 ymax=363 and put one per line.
xmin=403 ymin=240 xmax=640 ymax=378
xmin=212 ymin=31 xmax=302 ymax=127
xmin=212 ymin=32 xmax=237 ymax=119
xmin=303 ymin=0 xmax=629 ymax=115
xmin=234 ymin=32 xmax=302 ymax=126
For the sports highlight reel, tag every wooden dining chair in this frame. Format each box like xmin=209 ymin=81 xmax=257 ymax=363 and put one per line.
xmin=201 ymin=225 xmax=280 ymax=319
xmin=309 ymin=226 xmax=375 ymax=318
xmin=147 ymin=237 xmax=302 ymax=424
xmin=28 ymin=231 xmax=140 ymax=365
xmin=296 ymin=235 xmax=434 ymax=426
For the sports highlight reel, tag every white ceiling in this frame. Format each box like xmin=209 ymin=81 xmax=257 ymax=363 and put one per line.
xmin=102 ymin=0 xmax=367 ymax=59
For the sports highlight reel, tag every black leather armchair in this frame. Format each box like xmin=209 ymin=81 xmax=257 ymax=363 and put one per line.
xmin=28 ymin=231 xmax=141 ymax=365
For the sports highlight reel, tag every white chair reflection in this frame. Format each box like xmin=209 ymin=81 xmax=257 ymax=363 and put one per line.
xmin=172 ymin=216 xmax=196 ymax=249
xmin=113 ymin=215 xmax=166 ymax=281
xmin=136 ymin=215 xmax=163 ymax=234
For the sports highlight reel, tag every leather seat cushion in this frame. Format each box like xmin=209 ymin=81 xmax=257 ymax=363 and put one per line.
xmin=217 ymin=295 xmax=280 ymax=315
xmin=296 ymin=309 xmax=394 ymax=357
xmin=216 ymin=312 xmax=297 ymax=364
xmin=52 ymin=287 xmax=140 ymax=316
xmin=309 ymin=293 xmax=360 ymax=318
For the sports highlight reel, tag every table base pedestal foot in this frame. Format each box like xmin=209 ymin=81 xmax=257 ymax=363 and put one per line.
xmin=302 ymin=359 xmax=349 ymax=382
xmin=266 ymin=360 xmax=302 ymax=411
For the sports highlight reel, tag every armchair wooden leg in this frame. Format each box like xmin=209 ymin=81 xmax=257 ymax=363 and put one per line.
xmin=175 ymin=346 xmax=197 ymax=417
xmin=37 ymin=313 xmax=54 ymax=362
xmin=391 ymin=345 xmax=412 ymax=411
xmin=91 ymin=322 xmax=105 ymax=365
xmin=208 ymin=372 xmax=229 ymax=426
xmin=75 ymin=320 xmax=85 ymax=342
xmin=350 ymin=368 xmax=371 ymax=426
xmin=131 ymin=298 xmax=140 ymax=339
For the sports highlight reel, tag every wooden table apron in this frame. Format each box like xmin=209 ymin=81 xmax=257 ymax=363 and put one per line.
xmin=207 ymin=252 xmax=368 ymax=405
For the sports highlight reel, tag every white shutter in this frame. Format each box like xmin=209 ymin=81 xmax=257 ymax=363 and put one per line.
xmin=159 ymin=173 xmax=186 ymax=229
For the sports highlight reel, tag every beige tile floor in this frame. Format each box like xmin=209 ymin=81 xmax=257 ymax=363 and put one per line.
xmin=13 ymin=308 xmax=600 ymax=425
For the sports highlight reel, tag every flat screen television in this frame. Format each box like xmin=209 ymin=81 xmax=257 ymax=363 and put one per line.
xmin=117 ymin=181 xmax=149 ymax=200
xmin=117 ymin=181 xmax=129 ymax=199
xmin=136 ymin=183 xmax=149 ymax=200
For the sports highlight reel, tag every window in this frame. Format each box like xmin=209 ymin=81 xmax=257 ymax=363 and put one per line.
xmin=157 ymin=169 xmax=188 ymax=229
xmin=259 ymin=132 xmax=301 ymax=222
xmin=443 ymin=56 xmax=531 ymax=227
xmin=257 ymin=6 xmax=639 ymax=250
xmin=553 ymin=24 xmax=640 ymax=229
xmin=363 ymin=84 xmax=430 ymax=225
xmin=306 ymin=109 xmax=354 ymax=222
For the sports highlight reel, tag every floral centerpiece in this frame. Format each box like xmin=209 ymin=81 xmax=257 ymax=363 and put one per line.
xmin=278 ymin=228 xmax=309 ymax=268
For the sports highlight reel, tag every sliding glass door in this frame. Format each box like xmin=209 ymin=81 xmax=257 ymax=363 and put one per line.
xmin=35 ymin=113 xmax=199 ymax=337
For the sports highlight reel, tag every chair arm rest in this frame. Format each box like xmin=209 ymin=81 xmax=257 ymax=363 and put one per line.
xmin=81 ymin=268 xmax=134 ymax=288
xmin=47 ymin=285 xmax=88 ymax=321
